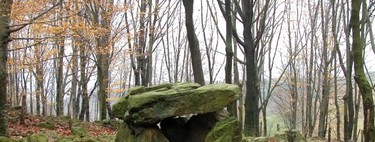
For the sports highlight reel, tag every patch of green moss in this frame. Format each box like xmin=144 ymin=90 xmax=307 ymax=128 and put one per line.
xmin=145 ymin=83 xmax=173 ymax=92
xmin=0 ymin=136 xmax=18 ymax=142
xmin=37 ymin=122 xmax=55 ymax=130
xmin=20 ymin=134 xmax=48 ymax=142
xmin=71 ymin=127 xmax=88 ymax=137
xmin=100 ymin=119 xmax=121 ymax=129
xmin=173 ymin=82 xmax=201 ymax=90
xmin=56 ymin=136 xmax=79 ymax=142
xmin=206 ymin=117 xmax=242 ymax=142
xmin=112 ymin=95 xmax=129 ymax=119
xmin=128 ymin=86 xmax=146 ymax=95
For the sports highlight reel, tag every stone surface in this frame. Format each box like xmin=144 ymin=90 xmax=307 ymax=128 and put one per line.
xmin=113 ymin=83 xmax=243 ymax=142
xmin=112 ymin=82 xmax=201 ymax=120
xmin=112 ymin=95 xmax=129 ymax=119
xmin=124 ymin=83 xmax=241 ymax=125
xmin=115 ymin=123 xmax=168 ymax=142
xmin=205 ymin=117 xmax=242 ymax=142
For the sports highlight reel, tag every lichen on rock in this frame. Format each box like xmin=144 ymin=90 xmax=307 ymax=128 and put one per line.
xmin=113 ymin=83 xmax=242 ymax=142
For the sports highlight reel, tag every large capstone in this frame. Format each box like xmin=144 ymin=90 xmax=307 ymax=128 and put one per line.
xmin=112 ymin=83 xmax=242 ymax=142
xmin=123 ymin=83 xmax=241 ymax=125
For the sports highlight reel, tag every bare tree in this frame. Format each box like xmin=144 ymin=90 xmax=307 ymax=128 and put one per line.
xmin=351 ymin=0 xmax=375 ymax=141
xmin=182 ymin=0 xmax=205 ymax=86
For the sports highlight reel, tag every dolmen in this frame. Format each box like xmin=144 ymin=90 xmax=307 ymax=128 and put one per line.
xmin=112 ymin=82 xmax=242 ymax=142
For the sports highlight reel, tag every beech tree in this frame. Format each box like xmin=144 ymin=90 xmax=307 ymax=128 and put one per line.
xmin=0 ymin=0 xmax=60 ymax=136
xmin=351 ymin=0 xmax=375 ymax=141
xmin=182 ymin=0 xmax=205 ymax=86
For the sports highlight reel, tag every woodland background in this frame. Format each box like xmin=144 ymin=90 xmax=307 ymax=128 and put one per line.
xmin=1 ymin=0 xmax=375 ymax=141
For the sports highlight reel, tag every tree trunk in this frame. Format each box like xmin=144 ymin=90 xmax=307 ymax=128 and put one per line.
xmin=35 ymin=46 xmax=43 ymax=116
xmin=56 ymin=39 xmax=65 ymax=116
xmin=330 ymin=1 xmax=341 ymax=139
xmin=351 ymin=0 xmax=375 ymax=141
xmin=94 ymin=0 xmax=113 ymax=120
xmin=79 ymin=43 xmax=89 ymax=121
xmin=70 ymin=41 xmax=78 ymax=118
xmin=182 ymin=0 xmax=205 ymax=86
xmin=318 ymin=0 xmax=331 ymax=137
xmin=20 ymin=71 xmax=27 ymax=125
xmin=224 ymin=0 xmax=236 ymax=117
xmin=0 ymin=0 xmax=12 ymax=136
xmin=242 ymin=0 xmax=259 ymax=136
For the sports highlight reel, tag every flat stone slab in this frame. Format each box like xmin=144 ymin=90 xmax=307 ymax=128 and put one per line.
xmin=112 ymin=83 xmax=241 ymax=125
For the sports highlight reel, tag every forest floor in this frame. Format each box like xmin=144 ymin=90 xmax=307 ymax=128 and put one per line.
xmin=7 ymin=107 xmax=118 ymax=141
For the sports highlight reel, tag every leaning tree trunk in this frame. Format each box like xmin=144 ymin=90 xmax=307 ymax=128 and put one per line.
xmin=182 ymin=0 xmax=205 ymax=86
xmin=351 ymin=0 xmax=375 ymax=141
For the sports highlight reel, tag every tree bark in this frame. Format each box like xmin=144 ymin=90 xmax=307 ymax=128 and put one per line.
xmin=34 ymin=45 xmax=43 ymax=116
xmin=56 ymin=39 xmax=64 ymax=116
xmin=0 ymin=0 xmax=13 ymax=135
xmin=351 ymin=0 xmax=375 ymax=141
xmin=318 ymin=0 xmax=331 ymax=137
xmin=242 ymin=0 xmax=260 ymax=136
xmin=79 ymin=43 xmax=89 ymax=121
xmin=224 ymin=0 xmax=237 ymax=117
xmin=182 ymin=0 xmax=205 ymax=86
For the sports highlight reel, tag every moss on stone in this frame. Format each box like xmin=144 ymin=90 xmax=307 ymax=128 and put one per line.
xmin=115 ymin=123 xmax=168 ymax=142
xmin=172 ymin=82 xmax=201 ymax=90
xmin=128 ymin=86 xmax=146 ymax=95
xmin=112 ymin=95 xmax=129 ymax=119
xmin=205 ymin=117 xmax=242 ymax=142
xmin=126 ymin=83 xmax=241 ymax=125
xmin=145 ymin=83 xmax=173 ymax=92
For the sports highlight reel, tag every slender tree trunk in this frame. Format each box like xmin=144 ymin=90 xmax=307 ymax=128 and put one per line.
xmin=56 ymin=39 xmax=64 ymax=116
xmin=224 ymin=0 xmax=236 ymax=117
xmin=330 ymin=0 xmax=341 ymax=139
xmin=351 ymin=0 xmax=375 ymax=141
xmin=352 ymin=86 xmax=360 ymax=140
xmin=70 ymin=42 xmax=78 ymax=118
xmin=318 ymin=0 xmax=331 ymax=137
xmin=182 ymin=0 xmax=205 ymax=86
xmin=20 ymin=71 xmax=27 ymax=125
xmin=79 ymin=42 xmax=89 ymax=121
xmin=29 ymin=72 xmax=33 ymax=115
xmin=334 ymin=52 xmax=341 ymax=140
xmin=35 ymin=46 xmax=43 ymax=116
